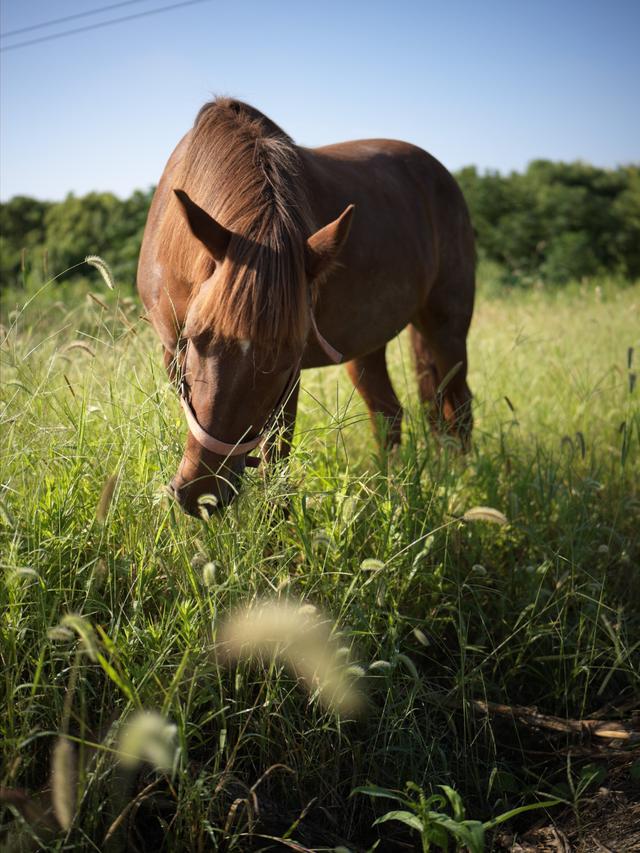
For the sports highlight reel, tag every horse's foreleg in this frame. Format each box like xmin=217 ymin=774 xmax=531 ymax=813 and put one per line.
xmin=345 ymin=347 xmax=402 ymax=448
xmin=262 ymin=374 xmax=300 ymax=465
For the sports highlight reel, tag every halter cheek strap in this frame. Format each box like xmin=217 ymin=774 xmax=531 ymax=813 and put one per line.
xmin=179 ymin=313 xmax=342 ymax=467
xmin=180 ymin=392 xmax=263 ymax=464
xmin=309 ymin=312 xmax=342 ymax=365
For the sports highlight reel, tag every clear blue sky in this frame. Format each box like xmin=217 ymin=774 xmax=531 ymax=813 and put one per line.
xmin=1 ymin=0 xmax=639 ymax=201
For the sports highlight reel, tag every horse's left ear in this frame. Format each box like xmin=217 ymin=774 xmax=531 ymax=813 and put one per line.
xmin=305 ymin=204 xmax=355 ymax=280
xmin=174 ymin=189 xmax=231 ymax=262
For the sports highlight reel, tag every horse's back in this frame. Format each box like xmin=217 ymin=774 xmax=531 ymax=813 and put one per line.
xmin=307 ymin=138 xmax=467 ymax=208
xmin=302 ymin=137 xmax=473 ymax=273
xmin=302 ymin=137 xmax=473 ymax=286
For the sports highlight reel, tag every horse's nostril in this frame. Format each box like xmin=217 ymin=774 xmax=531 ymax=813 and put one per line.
xmin=166 ymin=481 xmax=178 ymax=500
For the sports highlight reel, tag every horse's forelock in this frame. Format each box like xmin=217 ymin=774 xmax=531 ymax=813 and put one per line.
xmin=159 ymin=98 xmax=311 ymax=350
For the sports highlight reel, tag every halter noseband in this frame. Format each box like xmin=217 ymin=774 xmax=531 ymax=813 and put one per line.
xmin=178 ymin=312 xmax=342 ymax=468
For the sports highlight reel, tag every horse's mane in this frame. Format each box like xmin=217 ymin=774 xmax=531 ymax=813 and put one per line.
xmin=159 ymin=98 xmax=313 ymax=349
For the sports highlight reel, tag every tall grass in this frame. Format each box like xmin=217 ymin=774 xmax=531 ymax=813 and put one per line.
xmin=1 ymin=274 xmax=638 ymax=850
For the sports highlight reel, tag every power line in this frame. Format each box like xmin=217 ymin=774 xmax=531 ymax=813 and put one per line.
xmin=1 ymin=0 xmax=211 ymax=53
xmin=1 ymin=0 xmax=151 ymax=39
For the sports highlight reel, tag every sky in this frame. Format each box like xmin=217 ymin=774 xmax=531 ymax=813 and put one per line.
xmin=1 ymin=0 xmax=639 ymax=201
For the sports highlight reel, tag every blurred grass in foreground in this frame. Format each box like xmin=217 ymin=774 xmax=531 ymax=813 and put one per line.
xmin=1 ymin=273 xmax=638 ymax=850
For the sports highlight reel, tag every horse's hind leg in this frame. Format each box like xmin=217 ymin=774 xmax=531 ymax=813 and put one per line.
xmin=345 ymin=346 xmax=402 ymax=448
xmin=411 ymin=309 xmax=473 ymax=450
xmin=410 ymin=326 xmax=439 ymax=417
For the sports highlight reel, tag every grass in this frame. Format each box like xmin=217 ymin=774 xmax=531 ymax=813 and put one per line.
xmin=1 ymin=271 xmax=639 ymax=851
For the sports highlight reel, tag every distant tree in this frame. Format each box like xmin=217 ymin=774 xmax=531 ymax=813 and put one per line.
xmin=44 ymin=192 xmax=123 ymax=277
xmin=42 ymin=188 xmax=154 ymax=287
xmin=611 ymin=167 xmax=640 ymax=278
xmin=0 ymin=196 xmax=51 ymax=286
xmin=456 ymin=160 xmax=640 ymax=284
xmin=111 ymin=188 xmax=155 ymax=285
xmin=456 ymin=167 xmax=545 ymax=277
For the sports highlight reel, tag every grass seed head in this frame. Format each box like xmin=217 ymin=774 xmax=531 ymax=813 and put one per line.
xmin=217 ymin=600 xmax=365 ymax=715
xmin=47 ymin=626 xmax=75 ymax=642
xmin=85 ymin=255 xmax=115 ymax=290
xmin=118 ymin=711 xmax=178 ymax=773
xmin=412 ymin=628 xmax=430 ymax=646
xmin=61 ymin=340 xmax=96 ymax=357
xmin=12 ymin=567 xmax=40 ymax=582
xmin=96 ymin=474 xmax=118 ymax=524
xmin=202 ymin=561 xmax=218 ymax=586
xmin=462 ymin=506 xmax=508 ymax=525
xmin=368 ymin=660 xmax=393 ymax=672
xmin=51 ymin=738 xmax=77 ymax=830
xmin=360 ymin=558 xmax=385 ymax=572
xmin=197 ymin=493 xmax=218 ymax=520
xmin=87 ymin=558 xmax=108 ymax=593
xmin=60 ymin=614 xmax=99 ymax=661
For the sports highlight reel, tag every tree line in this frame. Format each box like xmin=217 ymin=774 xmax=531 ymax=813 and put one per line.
xmin=456 ymin=161 xmax=639 ymax=284
xmin=1 ymin=161 xmax=638 ymax=291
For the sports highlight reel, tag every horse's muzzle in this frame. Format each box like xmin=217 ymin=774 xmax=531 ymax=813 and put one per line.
xmin=168 ymin=460 xmax=245 ymax=517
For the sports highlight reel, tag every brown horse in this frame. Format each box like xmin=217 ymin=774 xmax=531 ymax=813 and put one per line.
xmin=137 ymin=98 xmax=475 ymax=516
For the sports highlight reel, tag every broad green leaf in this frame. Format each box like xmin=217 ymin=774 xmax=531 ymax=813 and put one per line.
xmin=351 ymin=784 xmax=404 ymax=803
xmin=373 ymin=810 xmax=424 ymax=832
xmin=459 ymin=820 xmax=485 ymax=853
xmin=428 ymin=815 xmax=484 ymax=853
xmin=439 ymin=784 xmax=465 ymax=821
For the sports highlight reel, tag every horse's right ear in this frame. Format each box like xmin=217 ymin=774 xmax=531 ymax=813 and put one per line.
xmin=306 ymin=204 xmax=355 ymax=280
xmin=173 ymin=189 xmax=231 ymax=262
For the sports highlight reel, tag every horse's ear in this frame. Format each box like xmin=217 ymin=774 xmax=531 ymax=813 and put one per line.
xmin=173 ymin=189 xmax=231 ymax=262
xmin=306 ymin=204 xmax=355 ymax=280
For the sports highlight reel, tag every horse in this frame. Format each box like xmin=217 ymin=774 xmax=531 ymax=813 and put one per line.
xmin=137 ymin=98 xmax=475 ymax=516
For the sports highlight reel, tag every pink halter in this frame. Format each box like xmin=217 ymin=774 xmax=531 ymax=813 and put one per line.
xmin=179 ymin=313 xmax=342 ymax=467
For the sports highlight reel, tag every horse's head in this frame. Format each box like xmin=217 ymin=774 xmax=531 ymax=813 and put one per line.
xmin=167 ymin=189 xmax=353 ymax=516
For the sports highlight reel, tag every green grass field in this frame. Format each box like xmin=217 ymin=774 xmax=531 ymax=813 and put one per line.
xmin=1 ymin=273 xmax=639 ymax=851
